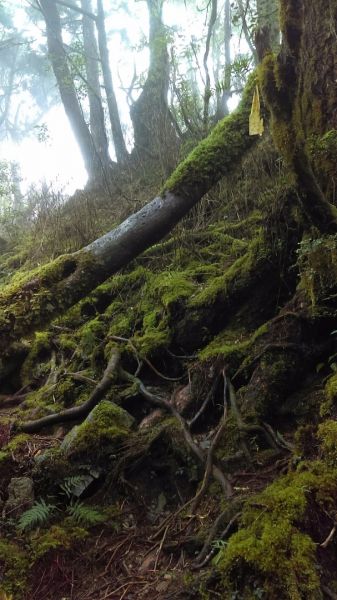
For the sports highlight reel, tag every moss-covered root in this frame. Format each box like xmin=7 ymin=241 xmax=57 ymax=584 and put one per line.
xmin=17 ymin=349 xmax=120 ymax=433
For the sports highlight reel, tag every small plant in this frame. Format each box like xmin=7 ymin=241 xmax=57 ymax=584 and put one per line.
xmin=212 ymin=539 xmax=228 ymax=565
xmin=17 ymin=499 xmax=57 ymax=532
xmin=66 ymin=500 xmax=105 ymax=526
xmin=60 ymin=475 xmax=106 ymax=527
xmin=60 ymin=474 xmax=95 ymax=499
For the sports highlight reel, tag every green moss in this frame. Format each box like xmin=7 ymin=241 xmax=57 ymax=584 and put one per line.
xmin=20 ymin=331 xmax=52 ymax=385
xmin=199 ymin=331 xmax=248 ymax=363
xmin=190 ymin=233 xmax=268 ymax=307
xmin=0 ymin=538 xmax=29 ymax=597
xmin=320 ymin=374 xmax=337 ymax=416
xmin=163 ymin=72 xmax=257 ymax=194
xmin=298 ymin=235 xmax=337 ymax=308
xmin=61 ymin=400 xmax=134 ymax=458
xmin=0 ymin=250 xmax=100 ymax=358
xmin=317 ymin=420 xmax=337 ymax=466
xmin=216 ymin=462 xmax=337 ymax=599
xmin=30 ymin=523 xmax=88 ymax=559
xmin=78 ymin=317 xmax=105 ymax=355
xmin=151 ymin=271 xmax=196 ymax=307
xmin=6 ymin=433 xmax=30 ymax=453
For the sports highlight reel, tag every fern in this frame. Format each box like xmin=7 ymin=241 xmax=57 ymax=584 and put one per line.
xmin=66 ymin=500 xmax=105 ymax=526
xmin=60 ymin=474 xmax=95 ymax=499
xmin=17 ymin=499 xmax=56 ymax=531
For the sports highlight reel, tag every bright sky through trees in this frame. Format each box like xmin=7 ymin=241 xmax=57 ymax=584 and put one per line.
xmin=0 ymin=1 xmax=244 ymax=193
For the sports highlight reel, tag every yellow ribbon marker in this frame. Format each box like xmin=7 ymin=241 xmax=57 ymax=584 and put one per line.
xmin=249 ymin=85 xmax=264 ymax=136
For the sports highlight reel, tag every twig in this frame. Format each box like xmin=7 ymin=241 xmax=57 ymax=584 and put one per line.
xmin=321 ymin=525 xmax=336 ymax=548
xmin=190 ymin=372 xmax=228 ymax=512
xmin=154 ymin=525 xmax=169 ymax=571
xmin=62 ymin=371 xmax=97 ymax=385
xmin=111 ymin=335 xmax=184 ymax=381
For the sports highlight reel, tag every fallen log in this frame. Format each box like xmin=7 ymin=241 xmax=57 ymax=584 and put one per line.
xmin=0 ymin=74 xmax=258 ymax=382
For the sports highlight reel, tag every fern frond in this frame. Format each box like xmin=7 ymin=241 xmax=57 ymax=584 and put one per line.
xmin=66 ymin=500 xmax=105 ymax=526
xmin=60 ymin=474 xmax=94 ymax=498
xmin=17 ymin=499 xmax=56 ymax=531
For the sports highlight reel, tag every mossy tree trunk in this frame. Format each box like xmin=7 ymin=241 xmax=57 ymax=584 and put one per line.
xmin=260 ymin=0 xmax=337 ymax=232
xmin=130 ymin=0 xmax=178 ymax=172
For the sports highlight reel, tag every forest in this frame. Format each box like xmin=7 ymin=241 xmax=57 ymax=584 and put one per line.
xmin=1 ymin=0 xmax=337 ymax=598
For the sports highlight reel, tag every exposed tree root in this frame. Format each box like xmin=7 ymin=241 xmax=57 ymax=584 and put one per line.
xmin=190 ymin=373 xmax=228 ymax=513
xmin=16 ymin=349 xmax=120 ymax=433
xmin=119 ymin=368 xmax=233 ymax=498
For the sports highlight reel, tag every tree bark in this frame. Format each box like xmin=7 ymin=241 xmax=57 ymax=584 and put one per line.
xmin=0 ymin=74 xmax=258 ymax=381
xmin=215 ymin=0 xmax=231 ymax=121
xmin=256 ymin=0 xmax=280 ymax=54
xmin=96 ymin=0 xmax=128 ymax=163
xmin=260 ymin=0 xmax=337 ymax=232
xmin=39 ymin=0 xmax=100 ymax=180
xmin=202 ymin=0 xmax=218 ymax=130
xmin=81 ymin=0 xmax=111 ymax=173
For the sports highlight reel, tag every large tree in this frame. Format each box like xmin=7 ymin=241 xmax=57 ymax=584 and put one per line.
xmin=130 ymin=0 xmax=178 ymax=170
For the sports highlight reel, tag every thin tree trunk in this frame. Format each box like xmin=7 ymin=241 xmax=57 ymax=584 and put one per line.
xmin=215 ymin=0 xmax=231 ymax=121
xmin=81 ymin=0 xmax=111 ymax=173
xmin=202 ymin=0 xmax=218 ymax=131
xmin=39 ymin=0 xmax=99 ymax=179
xmin=236 ymin=0 xmax=257 ymax=64
xmin=96 ymin=0 xmax=128 ymax=163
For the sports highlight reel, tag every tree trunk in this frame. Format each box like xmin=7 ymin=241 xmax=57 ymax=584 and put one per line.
xmin=0 ymin=74 xmax=258 ymax=381
xmin=260 ymin=0 xmax=337 ymax=231
xmin=81 ymin=0 xmax=111 ymax=173
xmin=215 ymin=0 xmax=231 ymax=121
xmin=96 ymin=0 xmax=128 ymax=163
xmin=256 ymin=0 xmax=280 ymax=53
xmin=202 ymin=0 xmax=218 ymax=130
xmin=130 ymin=0 xmax=178 ymax=171
xmin=236 ymin=0 xmax=257 ymax=64
xmin=39 ymin=0 xmax=100 ymax=180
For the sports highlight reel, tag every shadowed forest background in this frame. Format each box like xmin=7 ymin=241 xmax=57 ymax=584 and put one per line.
xmin=1 ymin=1 xmax=337 ymax=599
